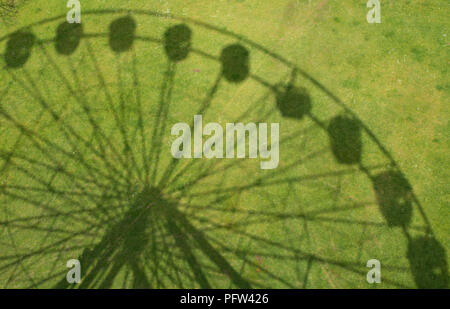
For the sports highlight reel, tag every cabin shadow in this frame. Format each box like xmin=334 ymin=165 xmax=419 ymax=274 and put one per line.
xmin=220 ymin=44 xmax=249 ymax=83
xmin=4 ymin=31 xmax=35 ymax=68
xmin=109 ymin=16 xmax=137 ymax=53
xmin=407 ymin=236 xmax=448 ymax=289
xmin=164 ymin=24 xmax=192 ymax=62
xmin=275 ymin=84 xmax=311 ymax=120
xmin=372 ymin=171 xmax=413 ymax=228
xmin=55 ymin=22 xmax=83 ymax=55
xmin=327 ymin=115 xmax=362 ymax=165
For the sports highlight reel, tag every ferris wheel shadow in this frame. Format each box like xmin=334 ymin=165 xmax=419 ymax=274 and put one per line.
xmin=0 ymin=10 xmax=447 ymax=289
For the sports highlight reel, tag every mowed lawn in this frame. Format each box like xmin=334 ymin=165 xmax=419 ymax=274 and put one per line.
xmin=0 ymin=0 xmax=448 ymax=288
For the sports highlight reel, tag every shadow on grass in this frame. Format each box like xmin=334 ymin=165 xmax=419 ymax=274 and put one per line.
xmin=4 ymin=31 xmax=34 ymax=68
xmin=0 ymin=12 xmax=446 ymax=289
xmin=109 ymin=16 xmax=136 ymax=53
xmin=164 ymin=24 xmax=191 ymax=62
xmin=220 ymin=44 xmax=249 ymax=83
xmin=55 ymin=22 xmax=83 ymax=55
xmin=53 ymin=187 xmax=251 ymax=289
xmin=407 ymin=236 xmax=448 ymax=289
xmin=276 ymin=84 xmax=311 ymax=120
xmin=372 ymin=171 xmax=413 ymax=228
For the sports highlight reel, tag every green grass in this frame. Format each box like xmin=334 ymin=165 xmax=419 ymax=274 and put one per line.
xmin=0 ymin=0 xmax=448 ymax=288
